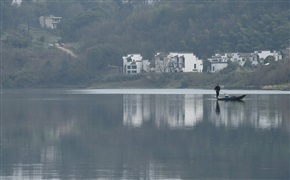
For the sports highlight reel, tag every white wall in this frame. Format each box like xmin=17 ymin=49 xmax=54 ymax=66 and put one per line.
xmin=210 ymin=62 xmax=228 ymax=73
xmin=39 ymin=15 xmax=62 ymax=29
xmin=182 ymin=53 xmax=203 ymax=72
xmin=168 ymin=52 xmax=203 ymax=73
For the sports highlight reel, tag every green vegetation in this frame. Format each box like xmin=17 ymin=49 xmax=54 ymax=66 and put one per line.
xmin=1 ymin=0 xmax=289 ymax=88
xmin=91 ymin=58 xmax=290 ymax=90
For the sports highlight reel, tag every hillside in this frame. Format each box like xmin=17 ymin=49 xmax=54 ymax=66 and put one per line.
xmin=0 ymin=0 xmax=289 ymax=88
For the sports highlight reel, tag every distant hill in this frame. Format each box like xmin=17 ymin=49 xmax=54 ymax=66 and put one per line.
xmin=1 ymin=0 xmax=289 ymax=88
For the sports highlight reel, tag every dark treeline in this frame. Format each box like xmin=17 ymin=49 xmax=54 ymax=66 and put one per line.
xmin=1 ymin=0 xmax=289 ymax=87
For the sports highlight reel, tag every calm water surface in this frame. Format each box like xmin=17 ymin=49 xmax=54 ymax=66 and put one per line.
xmin=1 ymin=89 xmax=289 ymax=180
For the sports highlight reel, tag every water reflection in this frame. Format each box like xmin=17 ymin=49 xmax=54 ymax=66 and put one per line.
xmin=215 ymin=101 xmax=221 ymax=115
xmin=123 ymin=94 xmax=204 ymax=128
xmin=123 ymin=94 xmax=287 ymax=129
xmin=1 ymin=90 xmax=289 ymax=179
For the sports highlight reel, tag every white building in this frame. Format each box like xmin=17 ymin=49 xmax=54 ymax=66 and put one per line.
xmin=210 ymin=62 xmax=228 ymax=73
xmin=239 ymin=53 xmax=260 ymax=66
xmin=39 ymin=15 xmax=62 ymax=29
xmin=208 ymin=54 xmax=228 ymax=63
xmin=154 ymin=52 xmax=203 ymax=73
xmin=122 ymin=54 xmax=150 ymax=74
xmin=208 ymin=52 xmax=261 ymax=72
xmin=254 ymin=50 xmax=282 ymax=61
xmin=208 ymin=53 xmax=228 ymax=72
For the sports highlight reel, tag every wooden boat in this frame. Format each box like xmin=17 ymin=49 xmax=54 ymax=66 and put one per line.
xmin=217 ymin=94 xmax=246 ymax=101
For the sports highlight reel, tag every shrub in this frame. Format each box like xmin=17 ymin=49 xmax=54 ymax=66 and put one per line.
xmin=3 ymin=31 xmax=32 ymax=48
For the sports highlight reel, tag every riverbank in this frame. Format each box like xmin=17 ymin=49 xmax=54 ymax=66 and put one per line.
xmin=261 ymin=84 xmax=290 ymax=91
xmin=88 ymin=78 xmax=290 ymax=91
xmin=88 ymin=79 xmax=156 ymax=89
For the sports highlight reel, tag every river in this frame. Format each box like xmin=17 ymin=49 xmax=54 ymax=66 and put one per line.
xmin=0 ymin=89 xmax=289 ymax=179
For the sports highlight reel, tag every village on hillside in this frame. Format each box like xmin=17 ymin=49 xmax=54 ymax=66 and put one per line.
xmin=33 ymin=14 xmax=290 ymax=76
xmin=122 ymin=49 xmax=290 ymax=75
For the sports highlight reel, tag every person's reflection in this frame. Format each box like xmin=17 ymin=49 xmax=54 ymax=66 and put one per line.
xmin=215 ymin=101 xmax=220 ymax=115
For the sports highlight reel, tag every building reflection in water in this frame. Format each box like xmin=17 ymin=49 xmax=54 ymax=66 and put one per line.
xmin=123 ymin=94 xmax=150 ymax=127
xmin=210 ymin=96 xmax=284 ymax=129
xmin=210 ymin=100 xmax=247 ymax=127
xmin=123 ymin=94 xmax=203 ymax=128
xmin=123 ymin=94 xmax=286 ymax=129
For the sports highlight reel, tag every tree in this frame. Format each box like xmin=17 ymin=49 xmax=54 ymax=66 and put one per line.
xmin=244 ymin=59 xmax=253 ymax=69
xmin=263 ymin=56 xmax=275 ymax=65
xmin=219 ymin=61 xmax=238 ymax=74
xmin=1 ymin=1 xmax=13 ymax=32
xmin=86 ymin=46 xmax=108 ymax=74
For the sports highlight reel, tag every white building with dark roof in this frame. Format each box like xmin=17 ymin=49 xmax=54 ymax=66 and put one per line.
xmin=122 ymin=54 xmax=150 ymax=74
xmin=39 ymin=15 xmax=62 ymax=29
xmin=154 ymin=52 xmax=203 ymax=73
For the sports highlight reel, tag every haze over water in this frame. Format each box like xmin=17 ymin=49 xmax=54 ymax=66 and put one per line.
xmin=1 ymin=89 xmax=289 ymax=179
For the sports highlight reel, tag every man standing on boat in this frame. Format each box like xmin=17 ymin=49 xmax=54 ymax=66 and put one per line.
xmin=214 ymin=84 xmax=221 ymax=98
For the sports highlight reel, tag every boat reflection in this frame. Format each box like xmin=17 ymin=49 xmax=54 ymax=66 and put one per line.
xmin=215 ymin=101 xmax=220 ymax=115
